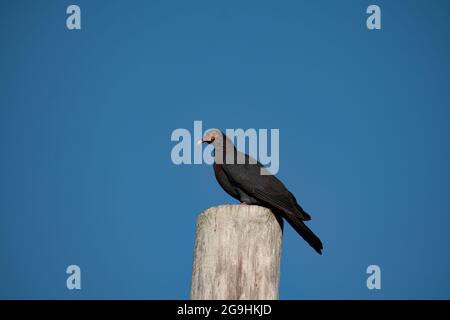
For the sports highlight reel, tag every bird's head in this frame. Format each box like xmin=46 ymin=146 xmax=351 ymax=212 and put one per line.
xmin=197 ymin=130 xmax=221 ymax=145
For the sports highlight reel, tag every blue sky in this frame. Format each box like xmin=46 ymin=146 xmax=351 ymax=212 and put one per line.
xmin=1 ymin=0 xmax=449 ymax=299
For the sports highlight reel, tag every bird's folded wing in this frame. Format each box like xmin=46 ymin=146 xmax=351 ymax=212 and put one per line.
xmin=251 ymin=188 xmax=301 ymax=219
xmin=223 ymin=163 xmax=301 ymax=219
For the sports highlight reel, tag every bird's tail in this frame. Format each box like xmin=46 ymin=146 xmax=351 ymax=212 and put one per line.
xmin=284 ymin=214 xmax=323 ymax=254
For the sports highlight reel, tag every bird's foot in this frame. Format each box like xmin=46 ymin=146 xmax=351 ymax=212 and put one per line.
xmin=240 ymin=202 xmax=249 ymax=205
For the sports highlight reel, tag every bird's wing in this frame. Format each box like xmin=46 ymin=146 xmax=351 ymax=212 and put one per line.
xmin=222 ymin=159 xmax=306 ymax=220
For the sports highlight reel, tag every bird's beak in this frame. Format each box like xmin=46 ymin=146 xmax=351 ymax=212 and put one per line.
xmin=197 ymin=137 xmax=212 ymax=144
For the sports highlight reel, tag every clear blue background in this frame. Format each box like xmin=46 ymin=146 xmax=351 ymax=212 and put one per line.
xmin=1 ymin=0 xmax=449 ymax=299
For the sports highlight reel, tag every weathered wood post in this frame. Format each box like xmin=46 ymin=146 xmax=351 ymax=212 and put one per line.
xmin=190 ymin=204 xmax=283 ymax=300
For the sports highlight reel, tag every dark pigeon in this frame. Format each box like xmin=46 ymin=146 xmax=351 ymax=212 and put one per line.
xmin=199 ymin=130 xmax=323 ymax=254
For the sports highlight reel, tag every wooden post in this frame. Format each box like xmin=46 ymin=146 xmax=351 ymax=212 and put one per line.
xmin=190 ymin=204 xmax=283 ymax=300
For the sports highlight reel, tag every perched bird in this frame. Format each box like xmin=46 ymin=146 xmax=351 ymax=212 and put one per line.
xmin=198 ymin=130 xmax=323 ymax=254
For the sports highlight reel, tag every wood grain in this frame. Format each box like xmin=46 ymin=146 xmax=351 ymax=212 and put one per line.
xmin=191 ymin=205 xmax=283 ymax=300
